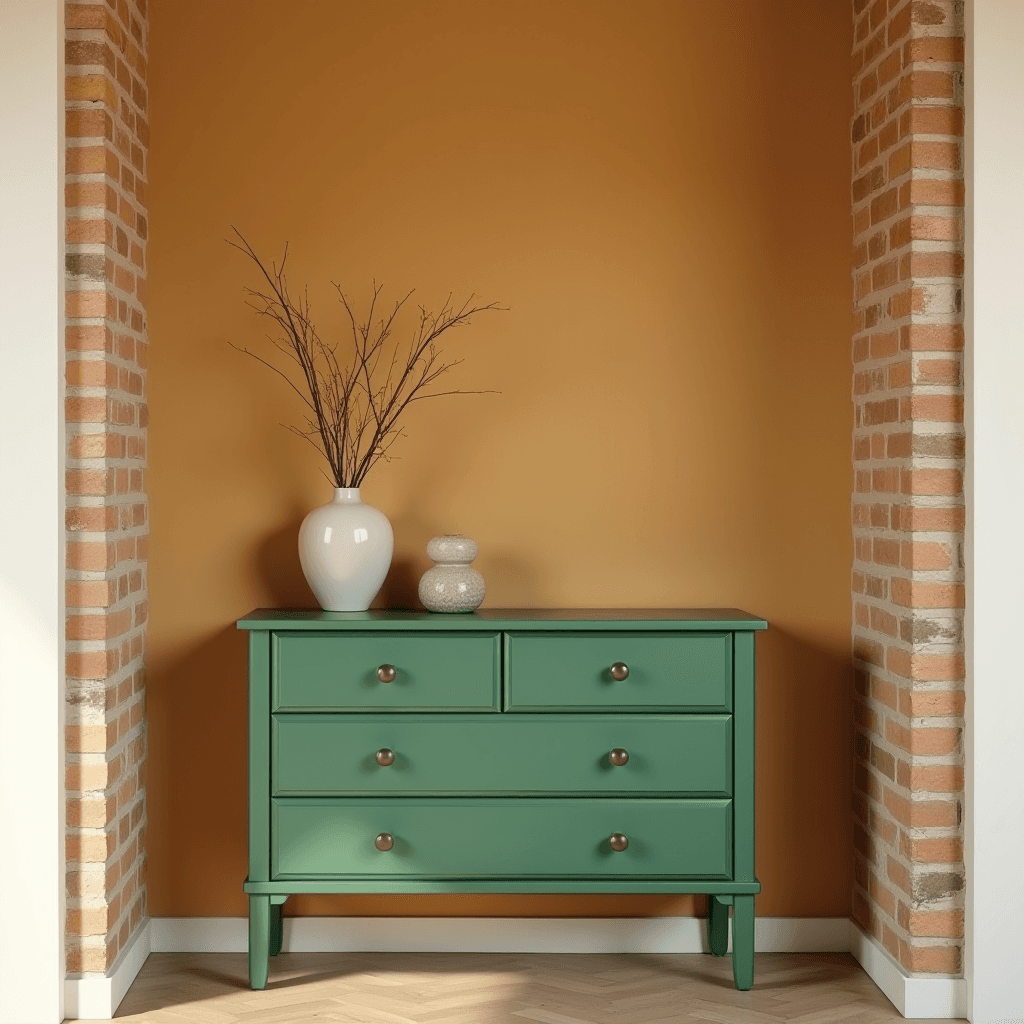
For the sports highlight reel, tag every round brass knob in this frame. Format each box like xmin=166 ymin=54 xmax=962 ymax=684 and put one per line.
xmin=610 ymin=662 xmax=629 ymax=681
xmin=374 ymin=832 xmax=394 ymax=851
xmin=609 ymin=748 xmax=629 ymax=767
xmin=609 ymin=832 xmax=629 ymax=852
xmin=375 ymin=748 xmax=395 ymax=766
xmin=377 ymin=664 xmax=396 ymax=683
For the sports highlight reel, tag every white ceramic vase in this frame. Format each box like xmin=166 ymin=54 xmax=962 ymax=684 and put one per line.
xmin=418 ymin=535 xmax=485 ymax=613
xmin=298 ymin=488 xmax=393 ymax=611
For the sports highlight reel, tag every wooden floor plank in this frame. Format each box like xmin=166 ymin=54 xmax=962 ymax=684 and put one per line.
xmin=67 ymin=952 xmax=965 ymax=1024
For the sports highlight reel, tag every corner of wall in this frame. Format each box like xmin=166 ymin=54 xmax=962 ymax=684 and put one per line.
xmin=849 ymin=918 xmax=967 ymax=1018
xmin=850 ymin=0 xmax=966 ymax=982
xmin=64 ymin=0 xmax=150 ymax=981
xmin=64 ymin=919 xmax=151 ymax=1020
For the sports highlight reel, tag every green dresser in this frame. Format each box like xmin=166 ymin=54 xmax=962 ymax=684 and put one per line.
xmin=237 ymin=608 xmax=766 ymax=991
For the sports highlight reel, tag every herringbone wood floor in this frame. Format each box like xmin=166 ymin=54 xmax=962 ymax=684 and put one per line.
xmin=79 ymin=952 xmax=959 ymax=1023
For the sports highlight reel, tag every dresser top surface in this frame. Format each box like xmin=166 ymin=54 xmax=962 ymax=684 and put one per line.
xmin=237 ymin=608 xmax=767 ymax=631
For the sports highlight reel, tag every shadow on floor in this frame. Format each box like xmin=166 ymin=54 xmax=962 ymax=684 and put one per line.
xmin=105 ymin=951 xmax=918 ymax=1023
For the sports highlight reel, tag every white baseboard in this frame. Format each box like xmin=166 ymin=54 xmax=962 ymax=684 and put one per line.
xmin=64 ymin=918 xmax=151 ymax=1021
xmin=149 ymin=914 xmax=850 ymax=955
xmin=848 ymin=920 xmax=967 ymax=1019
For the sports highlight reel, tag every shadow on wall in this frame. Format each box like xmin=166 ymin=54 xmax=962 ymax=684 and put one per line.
xmin=254 ymin=511 xmax=315 ymax=607
xmin=144 ymin=580 xmax=851 ymax=920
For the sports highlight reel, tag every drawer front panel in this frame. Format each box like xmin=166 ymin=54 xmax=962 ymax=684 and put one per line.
xmin=505 ymin=632 xmax=731 ymax=711
xmin=272 ymin=798 xmax=732 ymax=879
xmin=273 ymin=632 xmax=500 ymax=711
xmin=273 ymin=714 xmax=732 ymax=796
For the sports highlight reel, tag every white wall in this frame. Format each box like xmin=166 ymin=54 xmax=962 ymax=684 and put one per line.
xmin=0 ymin=2 xmax=65 ymax=1022
xmin=964 ymin=1 xmax=1024 ymax=1022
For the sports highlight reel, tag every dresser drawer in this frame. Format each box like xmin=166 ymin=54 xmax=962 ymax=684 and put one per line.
xmin=272 ymin=714 xmax=732 ymax=796
xmin=505 ymin=632 xmax=731 ymax=711
xmin=272 ymin=632 xmax=500 ymax=711
xmin=272 ymin=798 xmax=732 ymax=879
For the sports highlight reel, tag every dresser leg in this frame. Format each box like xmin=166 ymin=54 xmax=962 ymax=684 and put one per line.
xmin=708 ymin=895 xmax=729 ymax=956
xmin=731 ymin=895 xmax=754 ymax=990
xmin=270 ymin=902 xmax=283 ymax=956
xmin=248 ymin=895 xmax=271 ymax=989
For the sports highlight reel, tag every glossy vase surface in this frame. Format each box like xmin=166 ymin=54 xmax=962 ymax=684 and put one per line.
xmin=298 ymin=488 xmax=393 ymax=611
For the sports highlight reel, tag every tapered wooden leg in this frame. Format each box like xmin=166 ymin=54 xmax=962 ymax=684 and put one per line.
xmin=708 ymin=895 xmax=729 ymax=956
xmin=731 ymin=895 xmax=754 ymax=991
xmin=248 ymin=895 xmax=270 ymax=989
xmin=270 ymin=902 xmax=283 ymax=956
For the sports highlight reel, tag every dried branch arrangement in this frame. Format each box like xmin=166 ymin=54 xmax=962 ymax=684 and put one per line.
xmin=230 ymin=230 xmax=504 ymax=488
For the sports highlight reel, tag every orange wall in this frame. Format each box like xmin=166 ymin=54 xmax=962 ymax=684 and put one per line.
xmin=147 ymin=0 xmax=853 ymax=919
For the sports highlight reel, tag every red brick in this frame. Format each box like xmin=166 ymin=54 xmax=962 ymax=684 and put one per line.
xmin=900 ymin=941 xmax=961 ymax=974
xmin=903 ymin=323 xmax=964 ymax=350
xmin=901 ymin=689 xmax=965 ymax=718
xmin=900 ymin=540 xmax=952 ymax=570
xmin=901 ymin=468 xmax=962 ymax=495
xmin=890 ymin=578 xmax=965 ymax=608
xmin=910 ymin=764 xmax=963 ymax=792
xmin=910 ymin=69 xmax=954 ymax=99
xmin=66 ymin=580 xmax=117 ymax=607
xmin=911 ymin=2 xmax=949 ymax=26
xmin=907 ymin=909 xmax=964 ymax=938
xmin=887 ymin=3 xmax=911 ymax=45
xmin=912 ymin=141 xmax=960 ymax=169
xmin=898 ymin=505 xmax=966 ymax=531
xmin=908 ymin=105 xmax=965 ymax=137
xmin=908 ymin=394 xmax=963 ymax=422
xmin=887 ymin=855 xmax=911 ymax=895
xmin=908 ymin=178 xmax=964 ymax=208
xmin=66 ymin=649 xmax=119 ymax=680
xmin=905 ymin=37 xmax=965 ymax=64
xmin=911 ymin=215 xmax=961 ymax=241
xmin=908 ymin=251 xmax=963 ymax=278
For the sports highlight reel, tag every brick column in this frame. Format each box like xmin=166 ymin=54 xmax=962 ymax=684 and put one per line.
xmin=64 ymin=0 xmax=149 ymax=975
xmin=851 ymin=0 xmax=965 ymax=976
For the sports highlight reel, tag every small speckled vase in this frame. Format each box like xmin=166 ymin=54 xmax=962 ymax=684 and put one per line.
xmin=418 ymin=535 xmax=485 ymax=613
xmin=298 ymin=488 xmax=393 ymax=612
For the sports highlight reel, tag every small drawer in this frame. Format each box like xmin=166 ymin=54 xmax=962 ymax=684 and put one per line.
xmin=273 ymin=632 xmax=500 ymax=712
xmin=272 ymin=714 xmax=732 ymax=796
xmin=505 ymin=632 xmax=731 ymax=711
xmin=272 ymin=797 xmax=733 ymax=879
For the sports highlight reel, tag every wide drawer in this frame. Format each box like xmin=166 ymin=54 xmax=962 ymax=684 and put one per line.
xmin=272 ymin=798 xmax=732 ymax=879
xmin=505 ymin=632 xmax=731 ymax=711
xmin=272 ymin=714 xmax=732 ymax=796
xmin=273 ymin=632 xmax=500 ymax=711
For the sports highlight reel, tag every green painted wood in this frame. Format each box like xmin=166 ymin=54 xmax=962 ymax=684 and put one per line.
xmin=709 ymin=894 xmax=729 ymax=956
xmin=732 ymin=894 xmax=755 ymax=990
xmin=732 ymin=632 xmax=756 ymax=884
xmin=269 ymin=903 xmax=282 ymax=957
xmin=243 ymin=610 xmax=764 ymax=992
xmin=273 ymin=631 xmax=500 ymax=712
xmin=506 ymin=633 xmax=731 ymax=712
xmin=247 ymin=631 xmax=272 ymax=882
xmin=238 ymin=608 xmax=768 ymax=632
xmin=271 ymin=798 xmax=732 ymax=880
xmin=248 ymin=895 xmax=270 ymax=989
xmin=244 ymin=878 xmax=762 ymax=895
xmin=272 ymin=714 xmax=732 ymax=797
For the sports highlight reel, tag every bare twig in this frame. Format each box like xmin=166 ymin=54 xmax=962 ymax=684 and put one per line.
xmin=229 ymin=229 xmax=506 ymax=488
